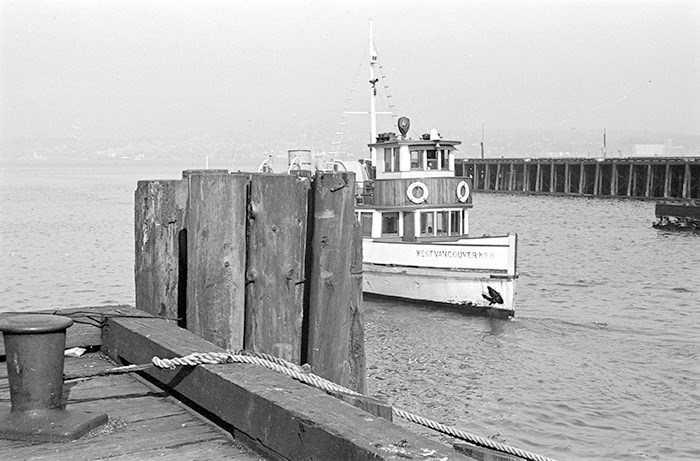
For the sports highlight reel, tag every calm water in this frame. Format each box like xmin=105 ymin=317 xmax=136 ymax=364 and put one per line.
xmin=1 ymin=163 xmax=698 ymax=460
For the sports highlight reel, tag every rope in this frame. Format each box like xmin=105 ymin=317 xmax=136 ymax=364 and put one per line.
xmin=392 ymin=408 xmax=557 ymax=461
xmin=149 ymin=351 xmax=558 ymax=461
xmin=151 ymin=352 xmax=354 ymax=397
xmin=63 ymin=363 xmax=154 ymax=382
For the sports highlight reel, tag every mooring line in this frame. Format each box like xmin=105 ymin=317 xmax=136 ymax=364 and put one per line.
xmin=63 ymin=363 xmax=155 ymax=382
xmin=143 ymin=351 xmax=559 ymax=461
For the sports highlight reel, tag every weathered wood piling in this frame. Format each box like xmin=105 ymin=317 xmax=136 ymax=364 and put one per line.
xmin=245 ymin=173 xmax=310 ymax=364
xmin=134 ymin=169 xmax=365 ymax=392
xmin=134 ymin=178 xmax=187 ymax=322
xmin=456 ymin=157 xmax=700 ymax=200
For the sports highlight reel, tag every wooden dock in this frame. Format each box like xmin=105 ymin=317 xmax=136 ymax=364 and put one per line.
xmin=456 ymin=157 xmax=700 ymax=200
xmin=0 ymin=349 xmax=266 ymax=460
xmin=0 ymin=306 xmax=480 ymax=460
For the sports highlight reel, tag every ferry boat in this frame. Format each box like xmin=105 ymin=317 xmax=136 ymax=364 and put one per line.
xmin=329 ymin=24 xmax=518 ymax=318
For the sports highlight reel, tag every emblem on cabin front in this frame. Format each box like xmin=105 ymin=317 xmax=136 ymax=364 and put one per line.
xmin=456 ymin=180 xmax=470 ymax=203
xmin=407 ymin=181 xmax=429 ymax=204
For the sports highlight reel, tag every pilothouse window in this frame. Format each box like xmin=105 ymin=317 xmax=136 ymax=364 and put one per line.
xmin=384 ymin=147 xmax=399 ymax=173
xmin=410 ymin=150 xmax=422 ymax=170
xmin=383 ymin=148 xmax=400 ymax=172
xmin=441 ymin=149 xmax=450 ymax=170
xmin=427 ymin=150 xmax=438 ymax=170
xmin=411 ymin=148 xmax=448 ymax=171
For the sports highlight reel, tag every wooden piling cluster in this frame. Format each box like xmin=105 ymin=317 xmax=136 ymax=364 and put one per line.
xmin=456 ymin=157 xmax=700 ymax=200
xmin=134 ymin=169 xmax=365 ymax=393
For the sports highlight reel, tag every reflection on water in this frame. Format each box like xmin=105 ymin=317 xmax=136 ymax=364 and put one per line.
xmin=1 ymin=166 xmax=699 ymax=460
xmin=484 ymin=316 xmax=509 ymax=338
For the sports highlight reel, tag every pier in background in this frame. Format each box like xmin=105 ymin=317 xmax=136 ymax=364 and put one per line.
xmin=456 ymin=157 xmax=700 ymax=201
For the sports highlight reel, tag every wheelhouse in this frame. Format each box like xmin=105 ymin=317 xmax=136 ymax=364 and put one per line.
xmin=349 ymin=129 xmax=472 ymax=242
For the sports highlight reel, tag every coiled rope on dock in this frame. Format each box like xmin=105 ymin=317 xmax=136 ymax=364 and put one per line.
xmin=150 ymin=351 xmax=558 ymax=461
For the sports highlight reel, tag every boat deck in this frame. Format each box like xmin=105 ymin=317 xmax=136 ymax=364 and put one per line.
xmin=0 ymin=351 xmax=266 ymax=460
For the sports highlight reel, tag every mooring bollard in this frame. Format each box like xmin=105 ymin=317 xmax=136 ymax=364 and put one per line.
xmin=0 ymin=314 xmax=108 ymax=442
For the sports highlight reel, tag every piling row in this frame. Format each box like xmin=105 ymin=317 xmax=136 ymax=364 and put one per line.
xmin=456 ymin=157 xmax=700 ymax=200
xmin=133 ymin=169 xmax=365 ymax=393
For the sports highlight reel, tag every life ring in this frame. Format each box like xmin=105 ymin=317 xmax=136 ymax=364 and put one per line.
xmin=456 ymin=180 xmax=470 ymax=202
xmin=407 ymin=181 xmax=429 ymax=204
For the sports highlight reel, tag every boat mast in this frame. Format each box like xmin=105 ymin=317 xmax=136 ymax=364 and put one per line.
xmin=369 ymin=20 xmax=378 ymax=165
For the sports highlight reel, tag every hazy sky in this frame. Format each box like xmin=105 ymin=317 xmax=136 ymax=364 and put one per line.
xmin=1 ymin=0 xmax=698 ymax=142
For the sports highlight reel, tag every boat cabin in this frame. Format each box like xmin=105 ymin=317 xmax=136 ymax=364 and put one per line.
xmin=334 ymin=128 xmax=472 ymax=243
xmin=372 ymin=129 xmax=459 ymax=180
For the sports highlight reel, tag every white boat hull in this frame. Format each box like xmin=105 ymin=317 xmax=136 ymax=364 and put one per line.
xmin=361 ymin=234 xmax=517 ymax=317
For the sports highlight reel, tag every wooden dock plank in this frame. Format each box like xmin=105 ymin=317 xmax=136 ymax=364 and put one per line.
xmin=0 ymin=353 xmax=265 ymax=461
xmin=107 ymin=444 xmax=260 ymax=461
xmin=101 ymin=311 xmax=474 ymax=461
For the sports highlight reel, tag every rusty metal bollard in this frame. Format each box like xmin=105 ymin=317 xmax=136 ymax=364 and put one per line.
xmin=0 ymin=314 xmax=108 ymax=441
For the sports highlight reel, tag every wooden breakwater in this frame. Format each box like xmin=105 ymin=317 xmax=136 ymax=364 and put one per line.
xmin=134 ymin=169 xmax=365 ymax=393
xmin=456 ymin=157 xmax=700 ymax=200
